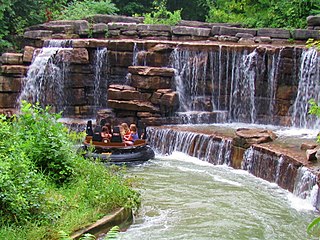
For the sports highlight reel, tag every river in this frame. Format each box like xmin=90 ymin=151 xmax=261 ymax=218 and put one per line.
xmin=119 ymin=152 xmax=317 ymax=240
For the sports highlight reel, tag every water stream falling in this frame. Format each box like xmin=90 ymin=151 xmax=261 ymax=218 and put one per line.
xmin=291 ymin=48 xmax=320 ymax=129
xmin=19 ymin=40 xmax=72 ymax=113
xmin=93 ymin=47 xmax=108 ymax=110
xmin=169 ymin=46 xmax=287 ymax=124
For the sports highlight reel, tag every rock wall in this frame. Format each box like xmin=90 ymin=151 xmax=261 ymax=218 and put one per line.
xmin=0 ymin=14 xmax=319 ymax=125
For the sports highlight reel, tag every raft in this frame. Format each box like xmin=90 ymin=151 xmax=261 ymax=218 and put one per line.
xmin=80 ymin=136 xmax=155 ymax=164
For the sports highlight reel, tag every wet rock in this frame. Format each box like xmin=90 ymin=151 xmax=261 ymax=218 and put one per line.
xmin=93 ymin=23 xmax=108 ymax=33
xmin=148 ymin=44 xmax=174 ymax=53
xmin=172 ymin=26 xmax=211 ymax=37
xmin=0 ymin=76 xmax=22 ymax=92
xmin=108 ymin=88 xmax=151 ymax=101
xmin=307 ymin=148 xmax=318 ymax=161
xmin=1 ymin=65 xmax=28 ymax=76
xmin=57 ymin=48 xmax=89 ymax=64
xmin=300 ymin=143 xmax=318 ymax=151
xmin=128 ymin=66 xmax=175 ymax=77
xmin=233 ymin=128 xmax=277 ymax=148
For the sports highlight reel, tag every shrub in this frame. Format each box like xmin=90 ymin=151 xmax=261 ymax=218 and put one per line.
xmin=143 ymin=0 xmax=181 ymax=26
xmin=55 ymin=0 xmax=118 ymax=20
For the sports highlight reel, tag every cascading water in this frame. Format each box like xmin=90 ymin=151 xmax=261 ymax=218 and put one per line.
xmin=19 ymin=40 xmax=72 ymax=113
xmin=170 ymin=46 xmax=285 ymax=124
xmin=93 ymin=47 xmax=108 ymax=110
xmin=242 ymin=146 xmax=320 ymax=209
xmin=291 ymin=48 xmax=320 ymax=129
xmin=147 ymin=127 xmax=232 ymax=165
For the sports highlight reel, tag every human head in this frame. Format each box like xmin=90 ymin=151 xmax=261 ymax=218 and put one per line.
xmin=130 ymin=124 xmax=137 ymax=132
xmin=121 ymin=123 xmax=129 ymax=132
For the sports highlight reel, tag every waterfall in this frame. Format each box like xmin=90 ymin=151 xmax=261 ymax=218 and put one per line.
xmin=19 ymin=40 xmax=72 ymax=112
xmin=291 ymin=48 xmax=320 ymax=129
xmin=147 ymin=127 xmax=232 ymax=165
xmin=242 ymin=147 xmax=320 ymax=208
xmin=170 ymin=46 xmax=285 ymax=124
xmin=293 ymin=167 xmax=318 ymax=206
xmin=170 ymin=48 xmax=208 ymax=112
xmin=93 ymin=47 xmax=108 ymax=110
xmin=132 ymin=42 xmax=147 ymax=66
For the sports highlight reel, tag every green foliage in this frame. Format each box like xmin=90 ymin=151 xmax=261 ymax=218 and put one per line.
xmin=309 ymin=99 xmax=320 ymax=143
xmin=206 ymin=0 xmax=320 ymax=29
xmin=143 ymin=0 xmax=181 ymax=26
xmin=54 ymin=0 xmax=118 ymax=20
xmin=307 ymin=216 xmax=320 ymax=238
xmin=307 ymin=38 xmax=320 ymax=51
xmin=0 ymin=102 xmax=140 ymax=238
xmin=58 ymin=225 xmax=120 ymax=240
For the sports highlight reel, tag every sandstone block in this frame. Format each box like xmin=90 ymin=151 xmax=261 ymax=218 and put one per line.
xmin=254 ymin=36 xmax=272 ymax=43
xmin=257 ymin=28 xmax=290 ymax=39
xmin=292 ymin=29 xmax=320 ymax=40
xmin=301 ymin=142 xmax=318 ymax=151
xmin=211 ymin=26 xmax=220 ymax=36
xmin=131 ymin=75 xmax=173 ymax=90
xmin=24 ymin=30 xmax=52 ymax=39
xmin=139 ymin=30 xmax=171 ymax=37
xmin=1 ymin=65 xmax=28 ymax=76
xmin=108 ymin=88 xmax=151 ymax=101
xmin=233 ymin=128 xmax=277 ymax=148
xmin=93 ymin=23 xmax=108 ymax=33
xmin=109 ymin=52 xmax=133 ymax=67
xmin=148 ymin=44 xmax=174 ymax=53
xmin=1 ymin=53 xmax=23 ymax=65
xmin=47 ymin=20 xmax=89 ymax=35
xmin=23 ymin=46 xmax=35 ymax=63
xmin=137 ymin=24 xmax=171 ymax=32
xmin=161 ymin=92 xmax=179 ymax=107
xmin=107 ymin=22 xmax=137 ymax=31
xmin=219 ymin=27 xmax=257 ymax=36
xmin=0 ymin=76 xmax=22 ymax=92
xmin=128 ymin=66 xmax=175 ymax=77
xmin=172 ymin=26 xmax=211 ymax=37
xmin=0 ymin=93 xmax=19 ymax=108
xmin=71 ymin=39 xmax=109 ymax=48
xmin=236 ymin=33 xmax=254 ymax=38
xmin=108 ymin=100 xmax=159 ymax=112
xmin=57 ymin=48 xmax=89 ymax=64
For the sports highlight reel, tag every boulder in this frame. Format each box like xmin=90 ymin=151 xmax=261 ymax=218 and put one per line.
xmin=300 ymin=143 xmax=318 ymax=151
xmin=233 ymin=128 xmax=277 ymax=148
xmin=306 ymin=148 xmax=318 ymax=161
xmin=161 ymin=91 xmax=179 ymax=107
xmin=257 ymin=28 xmax=291 ymax=39
xmin=307 ymin=15 xmax=320 ymax=26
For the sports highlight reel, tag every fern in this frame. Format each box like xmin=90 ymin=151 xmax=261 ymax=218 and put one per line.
xmin=104 ymin=226 xmax=120 ymax=239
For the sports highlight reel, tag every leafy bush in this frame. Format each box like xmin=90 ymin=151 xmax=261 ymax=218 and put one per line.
xmin=143 ymin=0 xmax=181 ymax=26
xmin=0 ymin=102 xmax=140 ymax=234
xmin=309 ymin=99 xmax=320 ymax=143
xmin=206 ymin=0 xmax=320 ymax=29
xmin=55 ymin=0 xmax=118 ymax=20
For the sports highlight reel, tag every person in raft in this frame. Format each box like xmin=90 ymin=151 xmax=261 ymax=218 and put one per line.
xmin=121 ymin=123 xmax=139 ymax=146
xmin=129 ymin=124 xmax=139 ymax=141
xmin=101 ymin=126 xmax=112 ymax=143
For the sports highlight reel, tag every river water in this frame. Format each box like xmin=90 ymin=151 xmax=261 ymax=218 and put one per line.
xmin=120 ymin=152 xmax=317 ymax=240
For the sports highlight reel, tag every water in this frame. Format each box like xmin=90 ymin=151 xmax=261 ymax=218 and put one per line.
xmin=93 ymin=47 xmax=108 ymax=110
xmin=291 ymin=48 xmax=320 ymax=129
xmin=120 ymin=153 xmax=316 ymax=239
xmin=19 ymin=40 xmax=72 ymax=112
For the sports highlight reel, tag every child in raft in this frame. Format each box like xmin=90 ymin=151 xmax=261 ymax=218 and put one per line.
xmin=121 ymin=123 xmax=139 ymax=146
